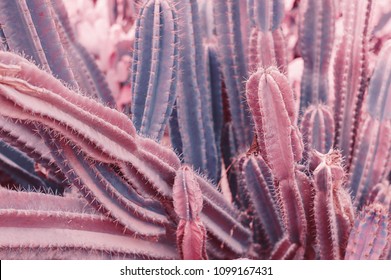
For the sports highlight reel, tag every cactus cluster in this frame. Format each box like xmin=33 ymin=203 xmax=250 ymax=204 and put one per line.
xmin=0 ymin=0 xmax=390 ymax=260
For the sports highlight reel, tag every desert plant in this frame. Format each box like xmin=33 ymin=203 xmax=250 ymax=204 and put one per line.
xmin=0 ymin=0 xmax=390 ymax=260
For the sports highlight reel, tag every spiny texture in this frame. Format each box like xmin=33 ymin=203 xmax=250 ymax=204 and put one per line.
xmin=131 ymin=0 xmax=178 ymax=140
xmin=173 ymin=166 xmax=207 ymax=260
xmin=0 ymin=0 xmax=390 ymax=260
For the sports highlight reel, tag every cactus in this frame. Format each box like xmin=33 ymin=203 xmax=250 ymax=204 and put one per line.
xmin=130 ymin=0 xmax=178 ymax=140
xmin=173 ymin=166 xmax=207 ymax=260
xmin=345 ymin=203 xmax=389 ymax=260
xmin=0 ymin=0 xmax=390 ymax=260
xmin=300 ymin=104 xmax=335 ymax=160
xmin=170 ymin=0 xmax=219 ymax=181
xmin=299 ymin=0 xmax=335 ymax=110
xmin=333 ymin=0 xmax=373 ymax=164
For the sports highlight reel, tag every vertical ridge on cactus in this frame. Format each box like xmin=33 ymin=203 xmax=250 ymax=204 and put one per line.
xmin=311 ymin=150 xmax=354 ymax=259
xmin=213 ymin=0 xmax=252 ymax=151
xmin=300 ymin=104 xmax=335 ymax=160
xmin=299 ymin=0 xmax=335 ymax=110
xmin=345 ymin=203 xmax=389 ymax=260
xmin=171 ymin=0 xmax=219 ymax=181
xmin=131 ymin=0 xmax=178 ymax=141
xmin=0 ymin=0 xmax=390 ymax=260
xmin=333 ymin=0 xmax=373 ymax=165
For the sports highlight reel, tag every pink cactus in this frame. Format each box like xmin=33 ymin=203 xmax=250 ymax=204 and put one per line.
xmin=0 ymin=0 xmax=390 ymax=260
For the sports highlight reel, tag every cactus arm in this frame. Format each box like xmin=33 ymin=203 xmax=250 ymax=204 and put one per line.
xmin=246 ymin=66 xmax=306 ymax=246
xmin=131 ymin=0 xmax=178 ymax=140
xmin=0 ymin=189 xmax=177 ymax=260
xmin=312 ymin=150 xmax=354 ymax=259
xmin=299 ymin=0 xmax=335 ymax=109
xmin=246 ymin=66 xmax=303 ymax=179
xmin=213 ymin=0 xmax=252 ymax=151
xmin=173 ymin=166 xmax=207 ymax=259
xmin=171 ymin=0 xmax=206 ymax=171
xmin=333 ymin=0 xmax=373 ymax=164
xmin=171 ymin=0 xmax=219 ymax=180
xmin=239 ymin=155 xmax=283 ymax=246
xmin=43 ymin=135 xmax=169 ymax=238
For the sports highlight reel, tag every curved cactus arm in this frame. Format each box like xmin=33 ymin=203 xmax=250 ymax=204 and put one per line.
xmin=333 ymin=0 xmax=373 ymax=164
xmin=131 ymin=0 xmax=178 ymax=140
xmin=0 ymin=51 xmax=133 ymax=133
xmin=0 ymin=0 xmax=77 ymax=86
xmin=42 ymin=134 xmax=170 ymax=238
xmin=0 ymin=189 xmax=178 ymax=260
xmin=247 ymin=0 xmax=284 ymax=32
xmin=0 ymin=51 xmax=253 ymax=260
xmin=345 ymin=204 xmax=390 ymax=260
xmin=213 ymin=0 xmax=252 ymax=151
xmin=366 ymin=41 xmax=391 ymax=121
xmin=311 ymin=150 xmax=354 ymax=259
xmin=299 ymin=0 xmax=335 ymax=110
xmin=300 ymin=104 xmax=334 ymax=161
xmin=239 ymin=155 xmax=283 ymax=246
xmin=347 ymin=116 xmax=391 ymax=208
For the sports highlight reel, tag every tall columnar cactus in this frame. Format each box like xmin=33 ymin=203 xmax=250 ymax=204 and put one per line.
xmin=299 ymin=0 xmax=335 ymax=110
xmin=333 ymin=0 xmax=373 ymax=164
xmin=170 ymin=0 xmax=219 ymax=182
xmin=130 ymin=0 xmax=178 ymax=141
xmin=0 ymin=0 xmax=390 ymax=260
xmin=213 ymin=0 xmax=252 ymax=152
xmin=246 ymin=66 xmax=306 ymax=248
